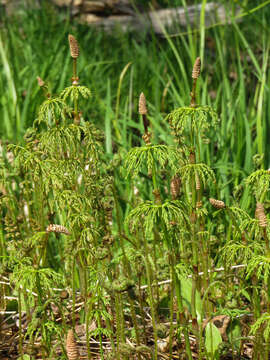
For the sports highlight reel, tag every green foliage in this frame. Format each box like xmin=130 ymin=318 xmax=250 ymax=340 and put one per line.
xmin=246 ymin=169 xmax=270 ymax=200
xmin=221 ymin=240 xmax=263 ymax=266
xmin=246 ymin=255 xmax=270 ymax=285
xmin=2 ymin=2 xmax=270 ymax=358
xmin=241 ymin=217 xmax=265 ymax=240
xmin=250 ymin=312 xmax=270 ymax=342
xmin=177 ymin=162 xmax=215 ymax=189
xmin=126 ymin=199 xmax=189 ymax=234
xmin=60 ymin=85 xmax=91 ymax=103
xmin=11 ymin=261 xmax=64 ymax=297
xmin=227 ymin=206 xmax=251 ymax=226
xmin=176 ymin=275 xmax=203 ymax=320
xmin=205 ymin=322 xmax=223 ymax=359
xmin=166 ymin=106 xmax=218 ymax=140
xmin=26 ymin=305 xmax=63 ymax=342
xmin=37 ymin=97 xmax=68 ymax=126
xmin=124 ymin=144 xmax=180 ymax=178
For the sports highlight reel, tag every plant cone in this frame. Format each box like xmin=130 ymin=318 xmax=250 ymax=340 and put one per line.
xmin=255 ymin=202 xmax=267 ymax=228
xmin=209 ymin=198 xmax=226 ymax=209
xmin=37 ymin=76 xmax=45 ymax=87
xmin=68 ymin=34 xmax=79 ymax=59
xmin=46 ymin=224 xmax=70 ymax=235
xmin=139 ymin=92 xmax=147 ymax=115
xmin=192 ymin=57 xmax=201 ymax=79
xmin=170 ymin=175 xmax=181 ymax=199
xmin=66 ymin=329 xmax=79 ymax=360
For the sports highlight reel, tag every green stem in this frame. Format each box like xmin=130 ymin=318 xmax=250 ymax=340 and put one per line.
xmin=78 ymin=252 xmax=86 ymax=307
xmin=73 ymin=58 xmax=77 ymax=79
xmin=190 ymin=78 xmax=197 ymax=108
xmin=150 ymin=154 xmax=162 ymax=308
xmin=141 ymin=217 xmax=158 ymax=359
xmin=102 ymin=298 xmax=116 ymax=354
xmin=23 ymin=290 xmax=31 ymax=321
xmin=118 ymin=236 xmax=142 ymax=355
xmin=35 ymin=271 xmax=43 ymax=307
xmin=256 ymin=45 xmax=268 ymax=158
xmin=150 ymin=148 xmax=159 ymax=193
xmin=265 ymin=276 xmax=270 ymax=359
xmin=190 ymin=210 xmax=199 ymax=339
xmin=174 ymin=274 xmax=192 ymax=360
xmin=168 ymin=253 xmax=175 ymax=360
xmin=264 ymin=228 xmax=270 ymax=358
xmin=35 ymin=272 xmax=50 ymax=355
xmin=138 ymin=270 xmax=147 ymax=343
xmin=189 ymin=148 xmax=200 ymax=349
xmin=72 ymin=58 xmax=79 ymax=124
xmin=37 ymin=233 xmax=49 ymax=268
xmin=112 ymin=183 xmax=142 ymax=354
xmin=18 ymin=288 xmax=23 ymax=359
xmin=263 ymin=228 xmax=270 ymax=254
xmin=252 ymin=274 xmax=261 ymax=359
xmin=129 ymin=296 xmax=142 ymax=358
xmin=72 ymin=256 xmax=76 ymax=329
xmin=118 ymin=293 xmax=126 ymax=344
xmin=97 ymin=306 xmax=104 ymax=360
xmin=153 ymin=229 xmax=160 ymax=304
xmin=114 ymin=291 xmax=122 ymax=360
xmin=84 ymin=266 xmax=92 ymax=360
xmin=143 ymin=254 xmax=158 ymax=360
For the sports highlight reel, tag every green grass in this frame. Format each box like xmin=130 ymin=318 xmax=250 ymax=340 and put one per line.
xmin=0 ymin=1 xmax=269 ymax=189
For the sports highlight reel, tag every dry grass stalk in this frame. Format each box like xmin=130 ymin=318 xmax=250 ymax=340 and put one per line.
xmin=192 ymin=57 xmax=201 ymax=79
xmin=139 ymin=92 xmax=147 ymax=115
xmin=209 ymin=198 xmax=226 ymax=209
xmin=255 ymin=202 xmax=267 ymax=228
xmin=66 ymin=329 xmax=79 ymax=360
xmin=68 ymin=34 xmax=79 ymax=59
xmin=46 ymin=224 xmax=71 ymax=235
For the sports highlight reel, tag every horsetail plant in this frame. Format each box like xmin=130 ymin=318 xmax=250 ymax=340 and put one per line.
xmin=2 ymin=29 xmax=270 ymax=360
xmin=164 ymin=57 xmax=219 ymax=355
xmin=0 ymin=34 xmax=113 ymax=359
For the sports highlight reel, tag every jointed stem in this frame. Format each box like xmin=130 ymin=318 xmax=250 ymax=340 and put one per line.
xmin=18 ymin=288 xmax=23 ymax=359
xmin=190 ymin=78 xmax=198 ymax=108
xmin=72 ymin=58 xmax=80 ymax=124
xmin=73 ymin=58 xmax=77 ymax=80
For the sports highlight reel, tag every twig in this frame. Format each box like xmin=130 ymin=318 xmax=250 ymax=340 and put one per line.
xmin=139 ymin=263 xmax=248 ymax=289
